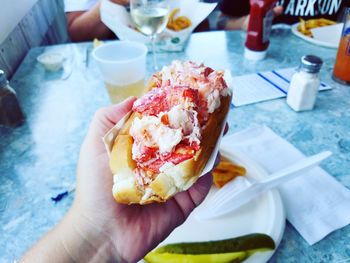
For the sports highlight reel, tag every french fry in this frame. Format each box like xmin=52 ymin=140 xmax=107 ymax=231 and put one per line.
xmin=93 ymin=38 xmax=104 ymax=48
xmin=175 ymin=16 xmax=191 ymax=29
xmin=297 ymin=17 xmax=336 ymax=37
xmin=167 ymin=8 xmax=192 ymax=32
xmin=212 ymin=157 xmax=246 ymax=188
xmin=168 ymin=8 xmax=179 ymax=25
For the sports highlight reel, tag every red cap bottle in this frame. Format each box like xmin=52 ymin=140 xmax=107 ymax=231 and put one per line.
xmin=244 ymin=0 xmax=278 ymax=60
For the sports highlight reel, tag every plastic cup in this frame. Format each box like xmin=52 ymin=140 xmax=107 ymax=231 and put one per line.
xmin=92 ymin=41 xmax=148 ymax=103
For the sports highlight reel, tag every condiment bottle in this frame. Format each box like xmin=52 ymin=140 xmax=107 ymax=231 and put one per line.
xmin=286 ymin=55 xmax=323 ymax=112
xmin=0 ymin=70 xmax=25 ymax=127
xmin=244 ymin=0 xmax=277 ymax=61
xmin=332 ymin=7 xmax=350 ymax=85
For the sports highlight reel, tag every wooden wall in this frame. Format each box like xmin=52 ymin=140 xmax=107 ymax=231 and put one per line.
xmin=0 ymin=0 xmax=69 ymax=79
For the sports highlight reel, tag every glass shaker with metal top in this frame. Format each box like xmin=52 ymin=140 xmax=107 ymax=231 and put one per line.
xmin=286 ymin=55 xmax=323 ymax=112
xmin=0 ymin=70 xmax=25 ymax=127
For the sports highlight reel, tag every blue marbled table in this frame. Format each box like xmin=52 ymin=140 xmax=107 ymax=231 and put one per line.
xmin=1 ymin=30 xmax=350 ymax=262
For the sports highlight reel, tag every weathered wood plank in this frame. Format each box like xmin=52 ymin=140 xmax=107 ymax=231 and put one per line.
xmin=57 ymin=0 xmax=65 ymax=10
xmin=0 ymin=26 xmax=29 ymax=78
xmin=32 ymin=2 xmax=50 ymax=38
xmin=40 ymin=0 xmax=59 ymax=26
xmin=0 ymin=0 xmax=67 ymax=78
xmin=45 ymin=23 xmax=60 ymax=45
xmin=51 ymin=13 xmax=69 ymax=44
xmin=39 ymin=0 xmax=68 ymax=44
xmin=57 ymin=0 xmax=67 ymax=41
xmin=19 ymin=8 xmax=44 ymax=47
xmin=0 ymin=54 xmax=11 ymax=78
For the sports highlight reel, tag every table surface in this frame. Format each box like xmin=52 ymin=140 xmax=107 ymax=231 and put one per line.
xmin=1 ymin=29 xmax=350 ymax=262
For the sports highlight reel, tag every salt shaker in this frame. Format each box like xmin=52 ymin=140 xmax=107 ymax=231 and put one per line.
xmin=286 ymin=55 xmax=323 ymax=112
xmin=0 ymin=70 xmax=25 ymax=127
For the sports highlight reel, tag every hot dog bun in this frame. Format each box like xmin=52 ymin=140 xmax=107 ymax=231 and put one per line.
xmin=109 ymin=61 xmax=232 ymax=204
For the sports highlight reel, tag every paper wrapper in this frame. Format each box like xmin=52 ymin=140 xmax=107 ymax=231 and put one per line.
xmin=103 ymin=71 xmax=233 ymax=178
xmin=100 ymin=0 xmax=217 ymax=52
xmin=310 ymin=23 xmax=343 ymax=47
xmin=103 ymin=111 xmax=132 ymax=157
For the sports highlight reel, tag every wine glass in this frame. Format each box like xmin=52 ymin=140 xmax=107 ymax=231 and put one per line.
xmin=130 ymin=0 xmax=169 ymax=70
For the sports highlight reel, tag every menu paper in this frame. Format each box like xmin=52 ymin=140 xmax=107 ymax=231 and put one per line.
xmin=231 ymin=67 xmax=332 ymax=107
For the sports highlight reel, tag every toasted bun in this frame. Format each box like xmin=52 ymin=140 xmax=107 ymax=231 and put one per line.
xmin=110 ymin=92 xmax=231 ymax=205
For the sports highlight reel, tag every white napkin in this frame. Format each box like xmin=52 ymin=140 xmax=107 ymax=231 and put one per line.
xmin=220 ymin=125 xmax=350 ymax=245
xmin=311 ymin=23 xmax=343 ymax=48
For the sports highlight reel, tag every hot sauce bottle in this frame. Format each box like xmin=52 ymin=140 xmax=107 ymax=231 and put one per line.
xmin=244 ymin=0 xmax=278 ymax=61
xmin=332 ymin=8 xmax=350 ymax=85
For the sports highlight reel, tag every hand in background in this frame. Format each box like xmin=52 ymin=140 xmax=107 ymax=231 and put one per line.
xmin=219 ymin=6 xmax=284 ymax=31
xmin=110 ymin=0 xmax=130 ymax=6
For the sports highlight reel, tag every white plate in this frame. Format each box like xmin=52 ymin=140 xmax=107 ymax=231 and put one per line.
xmin=141 ymin=151 xmax=286 ymax=263
xmin=291 ymin=22 xmax=339 ymax=48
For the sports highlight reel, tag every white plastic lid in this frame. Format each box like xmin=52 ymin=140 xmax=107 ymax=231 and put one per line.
xmin=244 ymin=47 xmax=267 ymax=61
xmin=92 ymin=41 xmax=148 ymax=85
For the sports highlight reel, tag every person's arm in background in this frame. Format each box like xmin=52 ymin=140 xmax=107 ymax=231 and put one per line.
xmin=217 ymin=15 xmax=250 ymax=30
xmin=217 ymin=0 xmax=283 ymax=31
xmin=66 ymin=0 xmax=129 ymax=42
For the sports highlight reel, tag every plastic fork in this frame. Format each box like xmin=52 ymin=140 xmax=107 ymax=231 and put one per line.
xmin=196 ymin=151 xmax=332 ymax=220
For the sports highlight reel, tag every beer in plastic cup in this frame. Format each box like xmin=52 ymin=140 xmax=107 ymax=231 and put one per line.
xmin=93 ymin=41 xmax=148 ymax=103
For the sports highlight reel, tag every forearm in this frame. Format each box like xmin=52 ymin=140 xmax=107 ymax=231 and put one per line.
xmin=217 ymin=14 xmax=249 ymax=30
xmin=66 ymin=1 xmax=113 ymax=42
xmin=20 ymin=206 xmax=119 ymax=263
xmin=21 ymin=223 xmax=72 ymax=263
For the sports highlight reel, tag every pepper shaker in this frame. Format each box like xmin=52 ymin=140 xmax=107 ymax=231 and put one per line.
xmin=286 ymin=55 xmax=323 ymax=112
xmin=0 ymin=70 xmax=25 ymax=127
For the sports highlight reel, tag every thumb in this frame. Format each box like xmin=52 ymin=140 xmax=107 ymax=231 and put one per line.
xmin=188 ymin=173 xmax=213 ymax=207
xmin=172 ymin=172 xmax=213 ymax=222
xmin=97 ymin=97 xmax=136 ymax=126
xmin=88 ymin=97 xmax=137 ymax=140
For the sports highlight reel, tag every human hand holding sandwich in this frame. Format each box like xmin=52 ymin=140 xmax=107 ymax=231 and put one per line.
xmin=21 ymin=97 xmax=215 ymax=263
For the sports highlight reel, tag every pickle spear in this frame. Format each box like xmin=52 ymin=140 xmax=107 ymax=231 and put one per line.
xmin=154 ymin=233 xmax=275 ymax=255
xmin=144 ymin=251 xmax=248 ymax=263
